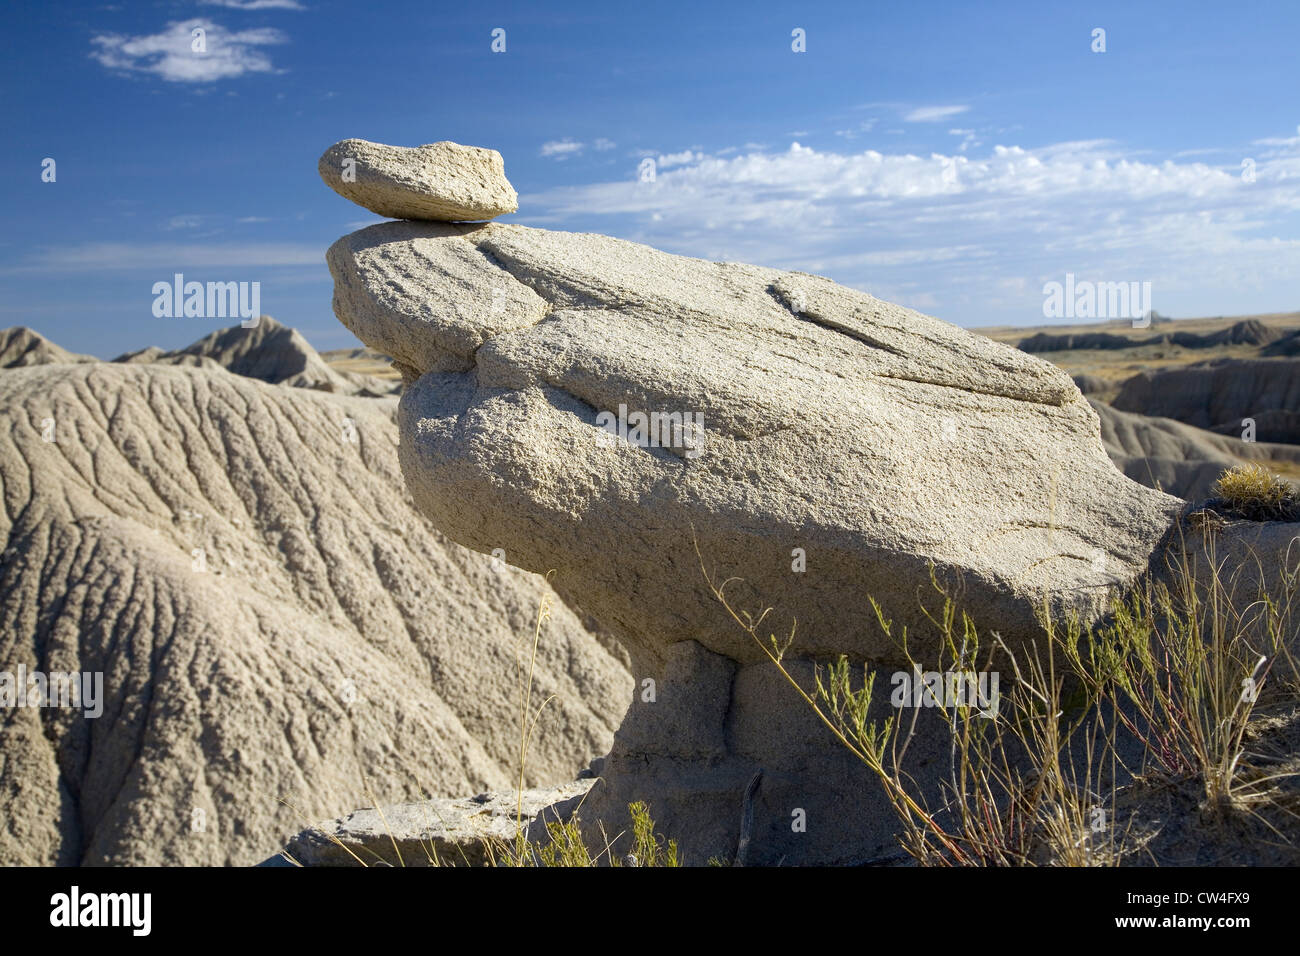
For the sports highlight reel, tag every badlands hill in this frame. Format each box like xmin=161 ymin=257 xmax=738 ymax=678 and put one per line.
xmin=1093 ymin=399 xmax=1300 ymax=499
xmin=0 ymin=328 xmax=631 ymax=865
xmin=979 ymin=313 xmax=1300 ymax=492
xmin=0 ymin=327 xmax=96 ymax=368
xmin=1113 ymin=357 xmax=1300 ymax=445
xmin=110 ymin=316 xmax=399 ymax=397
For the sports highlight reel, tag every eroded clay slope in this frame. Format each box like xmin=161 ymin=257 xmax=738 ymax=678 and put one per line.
xmin=0 ymin=362 xmax=630 ymax=865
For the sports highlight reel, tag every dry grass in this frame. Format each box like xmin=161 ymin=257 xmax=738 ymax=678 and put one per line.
xmin=1212 ymin=463 xmax=1299 ymax=521
xmin=703 ymin=524 xmax=1300 ymax=866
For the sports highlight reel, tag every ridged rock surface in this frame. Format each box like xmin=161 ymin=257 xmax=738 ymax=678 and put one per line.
xmin=0 ymin=361 xmax=630 ymax=865
xmin=318 ymin=139 xmax=518 ymax=222
xmin=328 ymin=221 xmax=1182 ymax=672
xmin=1113 ymin=358 xmax=1300 ymax=442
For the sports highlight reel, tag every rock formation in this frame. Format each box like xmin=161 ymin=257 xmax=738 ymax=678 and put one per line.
xmin=1019 ymin=319 xmax=1285 ymax=354
xmin=1071 ymin=373 xmax=1109 ymax=396
xmin=110 ymin=316 xmax=399 ymax=396
xmin=280 ymin=780 xmax=594 ymax=867
xmin=0 ymin=358 xmax=630 ymax=865
xmin=321 ymin=140 xmax=1196 ymax=864
xmin=318 ymin=139 xmax=518 ymax=222
xmin=1 ymin=327 xmax=96 ymax=368
xmin=1093 ymin=399 xmax=1300 ymax=499
xmin=1112 ymin=358 xmax=1300 ymax=443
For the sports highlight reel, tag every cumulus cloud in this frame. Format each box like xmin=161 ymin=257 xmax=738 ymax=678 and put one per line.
xmin=540 ymin=139 xmax=584 ymax=158
xmin=91 ymin=19 xmax=287 ymax=83
xmin=520 ymin=138 xmax=1300 ymax=323
xmin=905 ymin=105 xmax=969 ymax=123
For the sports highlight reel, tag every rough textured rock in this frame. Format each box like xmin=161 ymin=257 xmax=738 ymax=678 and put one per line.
xmin=318 ymin=139 xmax=518 ymax=222
xmin=327 ymin=219 xmax=1186 ymax=864
xmin=111 ymin=345 xmax=166 ymax=365
xmin=329 ymin=221 xmax=1181 ymax=669
xmin=0 ymin=360 xmax=631 ymax=865
xmin=166 ymin=315 xmax=348 ymax=390
xmin=1113 ymin=358 xmax=1300 ymax=442
xmin=280 ymin=780 xmax=593 ymax=867
xmin=1 ymin=327 xmax=96 ymax=368
xmin=1092 ymin=399 xmax=1300 ymax=499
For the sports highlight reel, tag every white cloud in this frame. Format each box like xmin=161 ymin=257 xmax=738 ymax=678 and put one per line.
xmin=91 ymin=19 xmax=287 ymax=83
xmin=200 ymin=0 xmax=304 ymax=8
xmin=593 ymin=138 xmax=617 ymax=151
xmin=835 ymin=119 xmax=878 ymax=140
xmin=657 ymin=150 xmax=704 ymax=169
xmin=949 ymin=128 xmax=981 ymax=152
xmin=540 ymin=139 xmax=584 ymax=158
xmin=905 ymin=105 xmax=969 ymax=123
xmin=519 ymin=138 xmax=1300 ymax=325
xmin=236 ymin=216 xmax=270 ymax=223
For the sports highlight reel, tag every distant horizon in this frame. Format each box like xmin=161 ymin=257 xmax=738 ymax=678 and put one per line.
xmin=7 ymin=1 xmax=1300 ymax=358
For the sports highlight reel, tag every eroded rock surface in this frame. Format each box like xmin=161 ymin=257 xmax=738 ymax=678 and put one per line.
xmin=0 ymin=361 xmax=630 ymax=865
xmin=326 ymin=218 xmax=1188 ymax=863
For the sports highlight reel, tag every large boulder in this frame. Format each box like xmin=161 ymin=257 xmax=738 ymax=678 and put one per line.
xmin=326 ymin=219 xmax=1186 ymax=863
xmin=318 ymin=139 xmax=518 ymax=222
xmin=329 ymin=221 xmax=1181 ymax=670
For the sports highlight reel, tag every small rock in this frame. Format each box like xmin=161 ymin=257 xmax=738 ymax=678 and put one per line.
xmin=318 ymin=138 xmax=518 ymax=222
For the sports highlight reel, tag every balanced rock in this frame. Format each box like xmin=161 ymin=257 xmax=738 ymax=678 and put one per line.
xmin=318 ymin=139 xmax=518 ymax=222
xmin=326 ymin=217 xmax=1187 ymax=863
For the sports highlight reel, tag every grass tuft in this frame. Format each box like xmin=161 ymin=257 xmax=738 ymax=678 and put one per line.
xmin=1212 ymin=463 xmax=1298 ymax=521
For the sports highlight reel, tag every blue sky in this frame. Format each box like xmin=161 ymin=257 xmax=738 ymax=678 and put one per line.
xmin=6 ymin=0 xmax=1300 ymax=357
